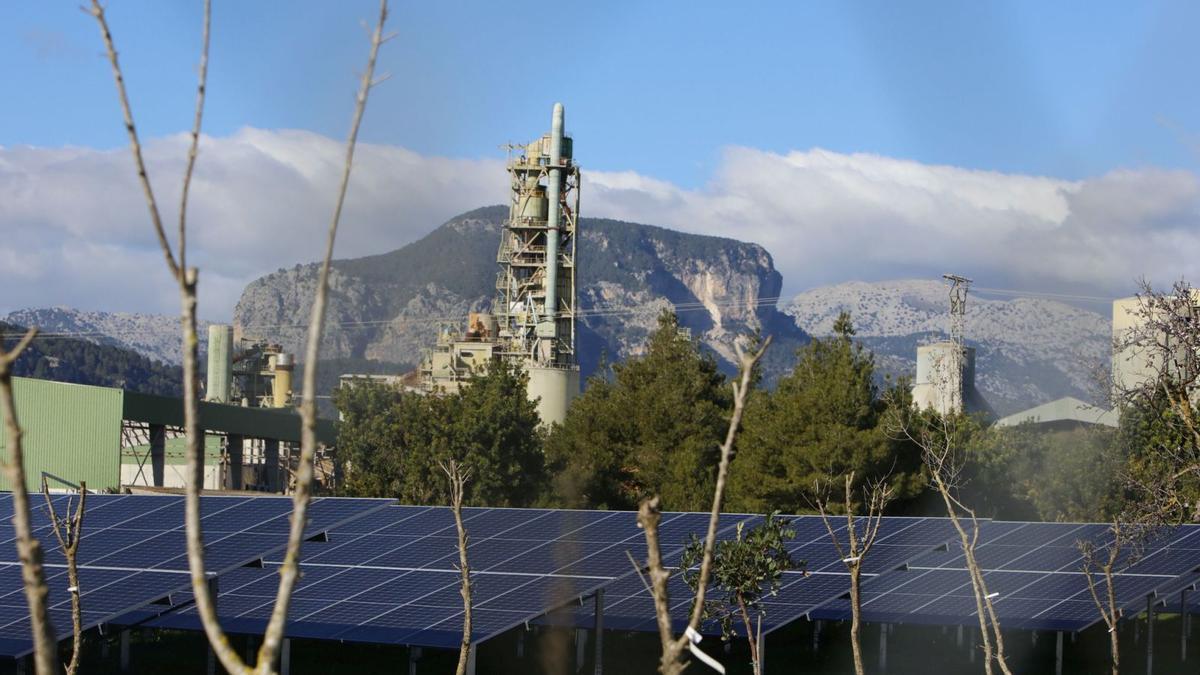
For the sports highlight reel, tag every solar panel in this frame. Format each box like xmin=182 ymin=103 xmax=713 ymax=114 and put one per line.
xmin=809 ymin=520 xmax=1200 ymax=632
xmin=0 ymin=493 xmax=388 ymax=658
xmin=539 ymin=515 xmax=959 ymax=639
xmin=144 ymin=506 xmax=758 ymax=648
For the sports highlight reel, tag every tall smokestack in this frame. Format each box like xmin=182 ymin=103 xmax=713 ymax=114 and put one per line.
xmin=543 ymin=102 xmax=565 ymax=332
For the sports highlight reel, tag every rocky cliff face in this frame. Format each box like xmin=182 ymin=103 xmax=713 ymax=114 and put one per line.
xmin=233 ymin=206 xmax=808 ymax=381
xmin=787 ymin=280 xmax=1111 ymax=415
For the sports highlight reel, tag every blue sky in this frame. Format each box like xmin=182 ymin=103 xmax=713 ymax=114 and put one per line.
xmin=3 ymin=1 xmax=1200 ymax=317
xmin=7 ymin=1 xmax=1200 ymax=186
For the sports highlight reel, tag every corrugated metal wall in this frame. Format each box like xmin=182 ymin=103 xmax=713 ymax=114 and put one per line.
xmin=0 ymin=378 xmax=122 ymax=491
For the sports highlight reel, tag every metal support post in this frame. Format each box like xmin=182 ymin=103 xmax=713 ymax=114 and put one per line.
xmin=149 ymin=424 xmax=165 ymax=486
xmin=813 ymin=620 xmax=822 ymax=651
xmin=517 ymin=630 xmax=525 ymax=659
xmin=408 ymin=646 xmax=422 ymax=675
xmin=593 ymin=589 xmax=605 ymax=675
xmin=956 ymin=624 xmax=963 ymax=648
xmin=968 ymin=630 xmax=975 ymax=664
xmin=575 ymin=628 xmax=587 ymax=671
xmin=1055 ymin=631 xmax=1063 ymax=675
xmin=1182 ymin=589 xmax=1189 ymax=662
xmin=280 ymin=638 xmax=291 ymax=675
xmin=206 ymin=573 xmax=219 ymax=674
xmin=879 ymin=623 xmax=888 ymax=673
xmin=119 ymin=629 xmax=130 ymax=674
xmin=227 ymin=434 xmax=244 ymax=490
xmin=466 ymin=645 xmax=476 ymax=675
xmin=264 ymin=439 xmax=281 ymax=492
xmin=1147 ymin=596 xmax=1155 ymax=675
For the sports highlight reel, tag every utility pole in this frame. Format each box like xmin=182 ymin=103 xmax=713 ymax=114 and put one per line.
xmin=942 ymin=274 xmax=972 ymax=413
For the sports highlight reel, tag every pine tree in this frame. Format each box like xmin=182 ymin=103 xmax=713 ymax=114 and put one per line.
xmin=545 ymin=310 xmax=731 ymax=510
xmin=728 ymin=311 xmax=924 ymax=513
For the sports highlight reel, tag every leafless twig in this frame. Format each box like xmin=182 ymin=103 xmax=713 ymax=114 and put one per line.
xmin=638 ymin=335 xmax=771 ymax=674
xmin=42 ymin=477 xmax=87 ymax=675
xmin=890 ymin=389 xmax=1012 ymax=675
xmin=88 ymin=1 xmax=391 ymax=672
xmin=814 ymin=471 xmax=893 ymax=675
xmin=256 ymin=2 xmax=389 ymax=670
xmin=0 ymin=327 xmax=59 ymax=673
xmin=440 ymin=459 xmax=473 ymax=675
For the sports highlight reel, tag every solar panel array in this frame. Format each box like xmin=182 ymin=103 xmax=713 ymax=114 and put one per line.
xmin=0 ymin=493 xmax=387 ymax=658
xmin=810 ymin=521 xmax=1200 ymax=632
xmin=7 ymin=497 xmax=1200 ymax=657
xmin=148 ymin=506 xmax=737 ymax=648
xmin=541 ymin=515 xmax=960 ymax=638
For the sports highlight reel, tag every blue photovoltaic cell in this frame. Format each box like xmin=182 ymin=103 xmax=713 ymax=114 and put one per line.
xmin=0 ymin=493 xmax=387 ymax=658
xmin=539 ymin=515 xmax=958 ymax=639
xmin=122 ymin=508 xmax=1200 ymax=650
xmin=810 ymin=521 xmax=1200 ymax=631
xmin=146 ymin=506 xmax=761 ymax=648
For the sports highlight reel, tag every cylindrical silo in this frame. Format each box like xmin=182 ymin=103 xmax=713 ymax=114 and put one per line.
xmin=527 ymin=365 xmax=580 ymax=426
xmin=205 ymin=324 xmax=233 ymax=403
xmin=272 ymin=352 xmax=294 ymax=408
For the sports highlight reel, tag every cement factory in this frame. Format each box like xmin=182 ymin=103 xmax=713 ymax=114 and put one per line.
xmin=419 ymin=103 xmax=581 ymax=425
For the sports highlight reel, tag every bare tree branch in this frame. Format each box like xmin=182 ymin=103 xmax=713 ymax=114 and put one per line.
xmin=255 ymin=3 xmax=389 ymax=670
xmin=889 ymin=385 xmax=1012 ymax=675
xmin=177 ymin=0 xmax=211 ymax=273
xmin=440 ymin=460 xmax=473 ymax=675
xmin=0 ymin=327 xmax=59 ymax=673
xmin=639 ymin=335 xmax=772 ymax=674
xmin=88 ymin=1 xmax=389 ymax=671
xmin=42 ymin=478 xmax=87 ymax=675
xmin=814 ymin=471 xmax=893 ymax=675
xmin=88 ymin=1 xmax=247 ymax=670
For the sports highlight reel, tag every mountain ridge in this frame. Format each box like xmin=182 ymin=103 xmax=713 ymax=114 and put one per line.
xmin=234 ymin=206 xmax=810 ymax=383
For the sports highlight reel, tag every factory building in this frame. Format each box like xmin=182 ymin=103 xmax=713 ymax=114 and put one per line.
xmin=0 ymin=376 xmax=333 ymax=493
xmin=1111 ymin=292 xmax=1200 ymax=402
xmin=421 ymin=103 xmax=581 ymax=425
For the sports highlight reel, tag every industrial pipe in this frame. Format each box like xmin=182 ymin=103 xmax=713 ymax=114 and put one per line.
xmin=543 ymin=102 xmax=564 ymax=330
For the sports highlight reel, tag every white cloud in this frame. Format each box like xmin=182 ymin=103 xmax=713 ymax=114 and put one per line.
xmin=0 ymin=128 xmax=505 ymax=318
xmin=2 ymin=129 xmax=1198 ymax=320
xmin=585 ymin=148 xmax=1200 ymax=299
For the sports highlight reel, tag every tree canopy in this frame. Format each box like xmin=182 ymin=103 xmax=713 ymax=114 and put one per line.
xmin=728 ymin=312 xmax=925 ymax=514
xmin=333 ymin=359 xmax=545 ymax=506
xmin=544 ymin=311 xmax=731 ymax=511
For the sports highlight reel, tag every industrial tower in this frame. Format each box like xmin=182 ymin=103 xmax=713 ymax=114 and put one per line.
xmin=421 ymin=103 xmax=581 ymax=425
